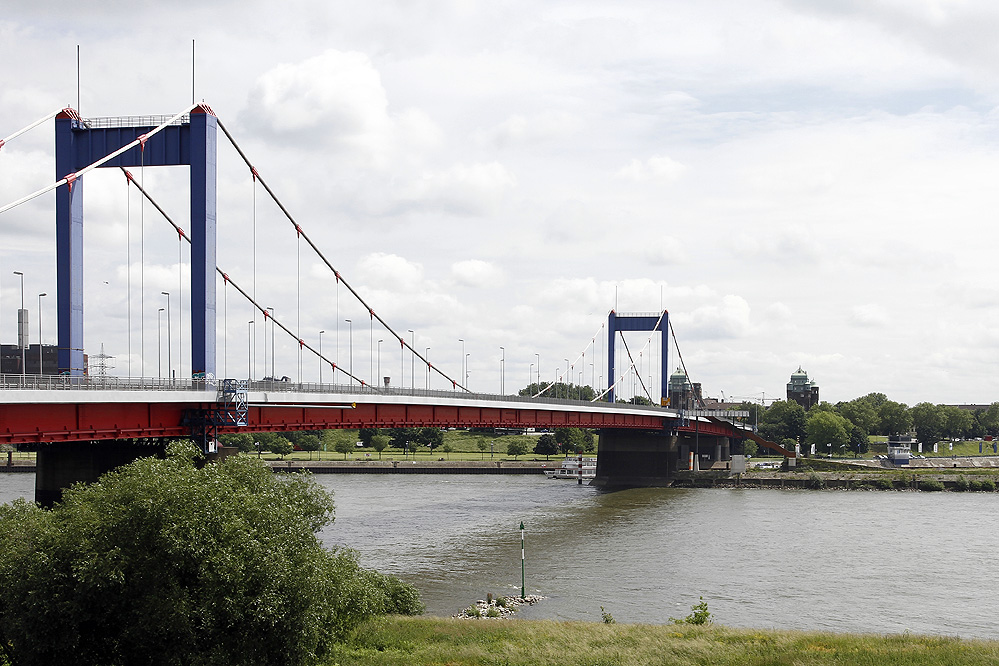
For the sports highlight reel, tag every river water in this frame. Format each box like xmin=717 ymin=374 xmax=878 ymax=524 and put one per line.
xmin=2 ymin=472 xmax=996 ymax=638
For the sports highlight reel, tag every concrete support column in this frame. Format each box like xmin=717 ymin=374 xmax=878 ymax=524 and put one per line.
xmin=35 ymin=441 xmax=165 ymax=507
xmin=593 ymin=428 xmax=677 ymax=487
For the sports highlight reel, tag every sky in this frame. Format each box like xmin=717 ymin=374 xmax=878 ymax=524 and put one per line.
xmin=2 ymin=0 xmax=999 ymax=406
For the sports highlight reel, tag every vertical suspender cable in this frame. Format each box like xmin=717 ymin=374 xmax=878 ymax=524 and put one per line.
xmin=251 ymin=173 xmax=257 ymax=380
xmin=223 ymin=274 xmax=227 ymax=379
xmin=178 ymin=233 xmax=183 ymax=377
xmin=140 ymin=146 xmax=145 ymax=377
xmin=297 ymin=227 xmax=301 ymax=383
xmin=126 ymin=175 xmax=132 ymax=378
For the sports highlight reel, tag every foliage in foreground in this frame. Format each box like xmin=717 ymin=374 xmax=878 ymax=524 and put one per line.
xmin=332 ymin=616 xmax=999 ymax=666
xmin=0 ymin=443 xmax=422 ymax=666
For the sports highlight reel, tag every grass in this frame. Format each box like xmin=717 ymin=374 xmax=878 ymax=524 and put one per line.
xmin=328 ymin=616 xmax=999 ymax=665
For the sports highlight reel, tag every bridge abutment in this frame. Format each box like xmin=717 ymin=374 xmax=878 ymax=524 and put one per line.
xmin=593 ymin=428 xmax=679 ymax=487
xmin=35 ymin=441 xmax=166 ymax=507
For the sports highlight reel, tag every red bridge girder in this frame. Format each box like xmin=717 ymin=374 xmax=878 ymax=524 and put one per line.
xmin=0 ymin=399 xmax=751 ymax=446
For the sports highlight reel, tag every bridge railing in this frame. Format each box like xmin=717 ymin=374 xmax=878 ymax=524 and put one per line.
xmin=0 ymin=373 xmax=217 ymax=392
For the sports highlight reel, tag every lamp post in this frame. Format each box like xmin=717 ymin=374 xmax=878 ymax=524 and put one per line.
xmin=535 ymin=353 xmax=540 ymax=391
xmin=161 ymin=292 xmax=171 ymax=381
xmin=500 ymin=346 xmax=505 ymax=395
xmin=465 ymin=352 xmax=470 ymax=390
xmin=564 ymin=358 xmax=569 ymax=399
xmin=267 ymin=307 xmax=274 ymax=378
xmin=345 ymin=319 xmax=352 ymax=384
xmin=247 ymin=320 xmax=254 ymax=381
xmin=458 ymin=338 xmax=464 ymax=390
xmin=529 ymin=363 xmax=534 ymax=391
xmin=37 ymin=292 xmax=46 ymax=374
xmin=407 ymin=329 xmax=414 ymax=392
xmin=158 ymin=308 xmax=165 ymax=378
xmin=319 ymin=330 xmax=325 ymax=384
xmin=377 ymin=339 xmax=383 ymax=386
xmin=425 ymin=347 xmax=431 ymax=390
xmin=13 ymin=271 xmax=24 ymax=375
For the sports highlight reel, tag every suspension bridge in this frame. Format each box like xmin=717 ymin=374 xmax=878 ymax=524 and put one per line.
xmin=0 ymin=103 xmax=788 ymax=504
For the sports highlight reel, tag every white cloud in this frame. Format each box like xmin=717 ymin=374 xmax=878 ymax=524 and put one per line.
xmin=451 ymin=260 xmax=503 ymax=288
xmin=850 ymin=303 xmax=889 ymax=327
xmin=616 ymin=155 xmax=687 ymax=182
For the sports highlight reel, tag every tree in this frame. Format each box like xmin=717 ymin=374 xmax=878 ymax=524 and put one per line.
xmin=333 ymin=432 xmax=355 ymax=459
xmin=742 ymin=440 xmax=759 ymax=457
xmin=759 ymin=400 xmax=806 ymax=444
xmin=534 ymin=434 xmax=558 ymax=459
xmin=476 ymin=438 xmax=488 ymax=459
xmin=357 ymin=428 xmax=377 ymax=446
xmin=554 ymin=427 xmax=585 ymax=455
xmin=910 ymin=402 xmax=944 ymax=446
xmin=506 ymin=441 xmax=528 ymax=459
xmin=370 ymin=434 xmax=390 ymax=459
xmin=440 ymin=443 xmax=453 ymax=459
xmin=269 ymin=436 xmax=294 ymax=459
xmin=878 ymin=400 xmax=912 ymax=436
xmin=849 ymin=424 xmax=870 ymax=457
xmin=978 ymin=403 xmax=999 ymax=437
xmin=0 ymin=443 xmax=422 ymax=666
xmin=837 ymin=399 xmax=878 ymax=435
xmin=417 ymin=427 xmax=444 ymax=452
xmin=298 ymin=433 xmax=322 ymax=460
xmin=218 ymin=432 xmax=255 ymax=453
xmin=941 ymin=405 xmax=973 ymax=440
xmin=805 ymin=410 xmax=850 ymax=456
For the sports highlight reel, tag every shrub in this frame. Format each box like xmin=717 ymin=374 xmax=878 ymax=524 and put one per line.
xmin=671 ymin=597 xmax=712 ymax=625
xmin=601 ymin=606 xmax=616 ymax=624
xmin=954 ymin=475 xmax=969 ymax=491
xmin=919 ymin=478 xmax=945 ymax=492
xmin=873 ymin=477 xmax=894 ymax=490
xmin=807 ymin=471 xmax=825 ymax=489
xmin=0 ymin=442 xmax=421 ymax=666
xmin=486 ymin=606 xmax=501 ymax=618
xmin=496 ymin=596 xmax=507 ymax=608
xmin=466 ymin=605 xmax=482 ymax=618
xmin=970 ymin=477 xmax=996 ymax=492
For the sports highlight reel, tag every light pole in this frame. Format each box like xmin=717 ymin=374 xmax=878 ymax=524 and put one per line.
xmin=458 ymin=338 xmax=464 ymax=390
xmin=345 ymin=319 xmax=352 ymax=384
xmin=247 ymin=320 xmax=254 ymax=381
xmin=158 ymin=308 xmax=165 ymax=378
xmin=425 ymin=347 xmax=431 ymax=390
xmin=319 ymin=330 xmax=325 ymax=384
xmin=377 ymin=339 xmax=383 ymax=386
xmin=13 ymin=271 xmax=24 ymax=375
xmin=564 ymin=358 xmax=569 ymax=399
xmin=500 ymin=346 xmax=505 ymax=395
xmin=465 ymin=352 xmax=470 ymax=390
xmin=407 ymin=329 xmax=414 ymax=391
xmin=161 ymin=292 xmax=171 ymax=381
xmin=535 ymin=353 xmax=540 ymax=391
xmin=267 ymin=306 xmax=275 ymax=378
xmin=529 ymin=363 xmax=534 ymax=391
xmin=37 ymin=292 xmax=46 ymax=374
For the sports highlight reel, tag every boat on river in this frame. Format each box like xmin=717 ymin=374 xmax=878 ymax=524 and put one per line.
xmin=544 ymin=457 xmax=596 ymax=479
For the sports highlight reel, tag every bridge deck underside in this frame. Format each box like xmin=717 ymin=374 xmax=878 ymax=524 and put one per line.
xmin=0 ymin=401 xmax=736 ymax=445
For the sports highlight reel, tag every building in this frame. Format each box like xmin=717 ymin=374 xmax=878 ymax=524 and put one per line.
xmin=2 ymin=344 xmax=63 ymax=375
xmin=786 ymin=366 xmax=819 ymax=409
xmin=667 ymin=367 xmax=701 ymax=410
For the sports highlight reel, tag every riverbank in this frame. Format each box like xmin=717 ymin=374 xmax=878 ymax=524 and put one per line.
xmin=330 ymin=616 xmax=999 ymax=665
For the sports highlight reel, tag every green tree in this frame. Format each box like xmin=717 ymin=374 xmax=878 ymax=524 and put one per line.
xmin=805 ymin=410 xmax=851 ymax=456
xmin=534 ymin=434 xmax=558 ymax=459
xmin=370 ymin=434 xmax=390 ymax=459
xmin=506 ymin=441 xmax=528 ymax=459
xmin=554 ymin=427 xmax=586 ymax=455
xmin=849 ymin=424 xmax=870 ymax=457
xmin=218 ymin=432 xmax=255 ymax=453
xmin=978 ymin=403 xmax=999 ymax=436
xmin=269 ymin=436 xmax=294 ymax=459
xmin=357 ymin=428 xmax=377 ymax=446
xmin=837 ymin=399 xmax=878 ymax=434
xmin=759 ymin=400 xmax=806 ymax=444
xmin=0 ymin=443 xmax=422 ymax=666
xmin=743 ymin=440 xmax=759 ymax=457
xmin=333 ymin=432 xmax=355 ymax=459
xmin=298 ymin=433 xmax=322 ymax=460
xmin=910 ymin=402 xmax=944 ymax=446
xmin=417 ymin=427 xmax=444 ymax=452
xmin=941 ymin=405 xmax=973 ymax=440
xmin=878 ymin=400 xmax=912 ymax=435
xmin=440 ymin=443 xmax=453 ymax=459
xmin=476 ymin=437 xmax=488 ymax=459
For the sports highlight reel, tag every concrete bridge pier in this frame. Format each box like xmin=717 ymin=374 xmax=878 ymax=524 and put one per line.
xmin=34 ymin=441 xmax=166 ymax=507
xmin=592 ymin=428 xmax=679 ymax=487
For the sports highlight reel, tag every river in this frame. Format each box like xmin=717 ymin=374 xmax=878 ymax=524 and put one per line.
xmin=2 ymin=472 xmax=996 ymax=638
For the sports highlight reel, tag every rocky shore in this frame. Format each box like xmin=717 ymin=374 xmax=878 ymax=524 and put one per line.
xmin=452 ymin=594 xmax=546 ymax=620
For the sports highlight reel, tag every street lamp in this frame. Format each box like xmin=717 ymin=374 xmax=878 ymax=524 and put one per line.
xmin=407 ymin=329 xmax=414 ymax=391
xmin=158 ymin=308 xmax=165 ymax=378
xmin=564 ymin=358 xmax=569 ymax=399
xmin=13 ymin=271 xmax=24 ymax=375
xmin=425 ymin=347 xmax=431 ymax=390
xmin=345 ymin=319 xmax=352 ymax=383
xmin=500 ymin=346 xmax=505 ymax=395
xmin=458 ymin=338 xmax=464 ymax=390
xmin=247 ymin=320 xmax=254 ymax=381
xmin=529 ymin=363 xmax=534 ymax=392
xmin=319 ymin=330 xmax=325 ymax=384
xmin=377 ymin=339 xmax=383 ymax=386
xmin=161 ymin=292 xmax=171 ymax=381
xmin=535 ymin=353 xmax=540 ymax=391
xmin=267 ymin=306 xmax=275 ymax=378
xmin=465 ymin=352 xmax=470 ymax=390
xmin=37 ymin=292 xmax=46 ymax=374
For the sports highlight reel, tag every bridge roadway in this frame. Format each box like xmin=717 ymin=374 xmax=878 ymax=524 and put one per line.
xmin=0 ymin=374 xmax=743 ymax=446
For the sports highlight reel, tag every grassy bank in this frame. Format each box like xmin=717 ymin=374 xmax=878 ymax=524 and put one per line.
xmin=330 ymin=616 xmax=999 ymax=665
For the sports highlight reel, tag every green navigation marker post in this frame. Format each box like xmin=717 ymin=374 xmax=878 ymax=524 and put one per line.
xmin=520 ymin=521 xmax=526 ymax=600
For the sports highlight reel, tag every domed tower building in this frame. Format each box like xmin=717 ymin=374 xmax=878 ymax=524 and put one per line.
xmin=668 ymin=367 xmax=701 ymax=410
xmin=786 ymin=366 xmax=819 ymax=409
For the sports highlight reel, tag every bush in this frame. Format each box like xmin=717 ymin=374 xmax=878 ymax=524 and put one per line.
xmin=874 ymin=477 xmax=895 ymax=490
xmin=970 ymin=477 xmax=996 ymax=492
xmin=807 ymin=471 xmax=825 ymax=489
xmin=496 ymin=596 xmax=507 ymax=608
xmin=671 ymin=597 xmax=712 ymax=625
xmin=486 ymin=606 xmax=501 ymax=618
xmin=954 ymin=475 xmax=969 ymax=491
xmin=601 ymin=606 xmax=616 ymax=624
xmin=918 ymin=478 xmax=945 ymax=492
xmin=466 ymin=605 xmax=482 ymax=618
xmin=0 ymin=442 xmax=421 ymax=666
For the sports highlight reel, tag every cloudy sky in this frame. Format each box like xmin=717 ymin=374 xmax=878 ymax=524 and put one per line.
xmin=2 ymin=0 xmax=999 ymax=406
